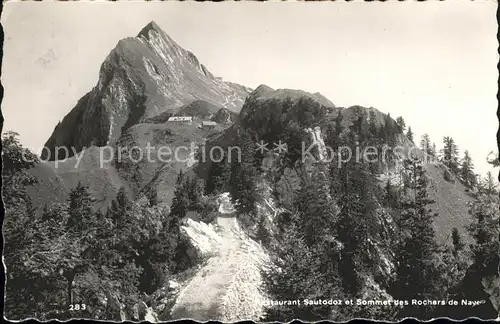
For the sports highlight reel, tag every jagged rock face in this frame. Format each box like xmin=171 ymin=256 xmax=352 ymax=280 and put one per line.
xmin=239 ymin=85 xmax=335 ymax=136
xmin=211 ymin=108 xmax=238 ymax=124
xmin=42 ymin=21 xmax=251 ymax=160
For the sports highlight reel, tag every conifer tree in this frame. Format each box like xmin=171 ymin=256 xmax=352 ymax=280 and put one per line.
xmin=230 ymin=129 xmax=260 ymax=216
xmin=170 ymin=170 xmax=190 ymax=223
xmin=451 ymin=228 xmax=465 ymax=257
xmin=25 ymin=209 xmax=86 ymax=308
xmin=66 ymin=182 xmax=94 ymax=233
xmin=482 ymin=171 xmax=497 ymax=195
xmin=297 ymin=169 xmax=339 ymax=246
xmin=255 ymin=214 xmax=270 ymax=247
xmin=187 ymin=176 xmax=204 ymax=210
xmin=441 ymin=136 xmax=460 ymax=173
xmin=383 ymin=113 xmax=397 ymax=147
xmin=460 ymin=150 xmax=476 ymax=188
xmin=396 ymin=116 xmax=406 ymax=133
xmin=368 ymin=110 xmax=379 ymax=144
xmin=406 ymin=127 xmax=414 ymax=143
xmin=420 ymin=133 xmax=433 ymax=162
xmin=108 ymin=186 xmax=131 ymax=224
xmin=2 ymin=132 xmax=41 ymax=318
xmin=325 ymin=113 xmax=344 ymax=168
xmin=262 ymin=221 xmax=340 ymax=321
xmin=335 ymin=111 xmax=344 ymax=140
xmin=206 ymin=157 xmax=232 ymax=195
xmin=325 ymin=121 xmax=339 ymax=152
xmin=351 ymin=113 xmax=370 ymax=145
xmin=335 ymin=156 xmax=379 ymax=295
xmin=467 ymin=189 xmax=500 ymax=277
xmin=392 ymin=159 xmax=443 ymax=318
xmin=384 ymin=179 xmax=399 ymax=208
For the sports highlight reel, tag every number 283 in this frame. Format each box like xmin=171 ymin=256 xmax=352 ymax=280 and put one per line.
xmin=69 ymin=304 xmax=86 ymax=311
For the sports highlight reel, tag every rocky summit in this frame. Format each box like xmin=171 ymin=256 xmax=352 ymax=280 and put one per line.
xmin=42 ymin=21 xmax=251 ymax=160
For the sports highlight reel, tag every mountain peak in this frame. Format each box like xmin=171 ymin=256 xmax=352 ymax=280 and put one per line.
xmin=137 ymin=21 xmax=164 ymax=39
xmin=42 ymin=22 xmax=250 ymax=160
xmin=251 ymin=84 xmax=275 ymax=98
xmin=248 ymin=85 xmax=334 ymax=108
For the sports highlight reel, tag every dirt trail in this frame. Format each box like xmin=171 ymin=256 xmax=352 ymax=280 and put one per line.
xmin=171 ymin=195 xmax=268 ymax=322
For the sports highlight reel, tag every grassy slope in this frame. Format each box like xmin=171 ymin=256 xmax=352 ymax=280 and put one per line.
xmin=27 ymin=146 xmax=127 ymax=211
xmin=26 ymin=120 xmax=230 ymax=211
xmin=174 ymin=100 xmax=221 ymax=118
xmin=424 ymin=163 xmax=475 ymax=246
xmin=26 ymin=162 xmax=69 ymax=209
xmin=123 ymin=122 xmax=229 ymax=205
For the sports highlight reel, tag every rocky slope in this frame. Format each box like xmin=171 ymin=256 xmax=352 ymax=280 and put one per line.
xmin=30 ymin=22 xmax=250 ymax=207
xmin=211 ymin=107 xmax=239 ymax=124
xmin=203 ymin=85 xmax=475 ymax=247
xmin=42 ymin=21 xmax=251 ymax=160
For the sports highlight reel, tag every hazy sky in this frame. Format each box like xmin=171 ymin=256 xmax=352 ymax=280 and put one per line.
xmin=2 ymin=1 xmax=498 ymax=176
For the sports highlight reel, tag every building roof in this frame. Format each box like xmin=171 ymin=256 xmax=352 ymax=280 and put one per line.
xmin=168 ymin=116 xmax=193 ymax=122
xmin=202 ymin=121 xmax=217 ymax=126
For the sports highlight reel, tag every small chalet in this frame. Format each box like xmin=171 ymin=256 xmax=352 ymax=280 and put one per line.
xmin=202 ymin=121 xmax=217 ymax=129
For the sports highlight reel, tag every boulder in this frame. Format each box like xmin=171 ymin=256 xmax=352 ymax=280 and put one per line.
xmin=168 ymin=280 xmax=180 ymax=292
xmin=180 ymin=218 xmax=223 ymax=261
xmin=144 ymin=307 xmax=159 ymax=322
xmin=133 ymin=301 xmax=159 ymax=322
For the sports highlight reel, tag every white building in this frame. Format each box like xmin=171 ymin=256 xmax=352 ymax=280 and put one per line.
xmin=167 ymin=116 xmax=193 ymax=123
xmin=202 ymin=121 xmax=217 ymax=129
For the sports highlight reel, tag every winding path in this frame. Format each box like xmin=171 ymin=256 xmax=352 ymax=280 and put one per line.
xmin=170 ymin=194 xmax=269 ymax=322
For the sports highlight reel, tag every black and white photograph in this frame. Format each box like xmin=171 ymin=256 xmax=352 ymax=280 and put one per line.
xmin=1 ymin=1 xmax=499 ymax=322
